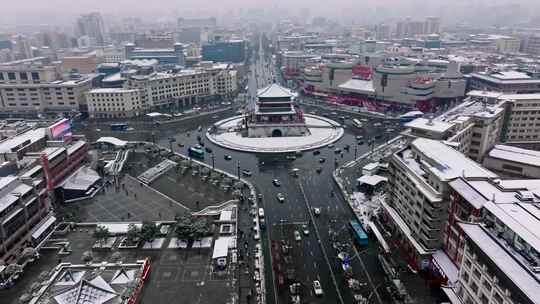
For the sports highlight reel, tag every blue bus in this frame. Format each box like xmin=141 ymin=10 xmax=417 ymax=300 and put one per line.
xmin=188 ymin=146 xmax=205 ymax=159
xmin=110 ymin=123 xmax=128 ymax=131
xmin=350 ymin=220 xmax=368 ymax=246
xmin=399 ymin=111 xmax=423 ymax=124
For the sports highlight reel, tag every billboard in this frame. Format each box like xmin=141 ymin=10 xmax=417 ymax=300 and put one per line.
xmin=47 ymin=118 xmax=72 ymax=140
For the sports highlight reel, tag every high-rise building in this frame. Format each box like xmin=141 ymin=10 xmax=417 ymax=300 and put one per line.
xmin=383 ymin=138 xmax=497 ymax=268
xmin=125 ymin=43 xmax=185 ymax=66
xmin=177 ymin=17 xmax=216 ymax=29
xmin=201 ymin=40 xmax=246 ymax=63
xmin=496 ymin=36 xmax=521 ymax=54
xmin=13 ymin=35 xmax=33 ymax=60
xmin=524 ymin=35 xmax=540 ymax=55
xmin=76 ymin=12 xmax=106 ymax=46
xmin=424 ymin=17 xmax=441 ymax=35
xmin=395 ymin=17 xmax=440 ymax=38
xmin=375 ymin=24 xmax=391 ymax=40
xmin=0 ymin=57 xmax=97 ymax=114
xmin=0 ymin=34 xmax=13 ymax=51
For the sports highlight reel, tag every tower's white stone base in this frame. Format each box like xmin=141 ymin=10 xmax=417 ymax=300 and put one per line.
xmin=247 ymin=124 xmax=310 ymax=137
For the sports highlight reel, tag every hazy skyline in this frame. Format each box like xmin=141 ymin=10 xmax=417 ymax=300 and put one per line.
xmin=1 ymin=0 xmax=539 ymax=28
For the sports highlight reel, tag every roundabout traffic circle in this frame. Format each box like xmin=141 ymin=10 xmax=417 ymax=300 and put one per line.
xmin=206 ymin=114 xmax=344 ymax=153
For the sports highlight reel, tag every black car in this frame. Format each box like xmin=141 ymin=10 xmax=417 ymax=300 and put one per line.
xmin=205 ymin=147 xmax=213 ymax=153
xmin=224 ymin=155 xmax=232 ymax=160
xmin=319 ymin=158 xmax=326 ymax=163
xmin=313 ymin=150 xmax=321 ymax=155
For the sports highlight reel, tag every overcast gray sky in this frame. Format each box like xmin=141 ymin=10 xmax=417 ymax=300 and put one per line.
xmin=1 ymin=0 xmax=538 ymax=27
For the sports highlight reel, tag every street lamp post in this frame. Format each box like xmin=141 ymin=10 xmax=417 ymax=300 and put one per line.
xmin=354 ymin=144 xmax=358 ymax=160
xmin=237 ymin=161 xmax=241 ymax=180
xmin=211 ymin=153 xmax=215 ymax=170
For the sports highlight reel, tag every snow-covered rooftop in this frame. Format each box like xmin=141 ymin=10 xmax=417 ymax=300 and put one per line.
xmin=357 ymin=175 xmax=388 ymax=186
xmin=0 ymin=128 xmax=46 ymax=154
xmin=96 ymin=137 xmax=127 ymax=147
xmin=487 ymin=145 xmax=540 ymax=167
xmin=257 ymin=83 xmax=295 ymax=99
xmin=60 ymin=166 xmax=101 ymax=191
xmin=411 ymin=138 xmax=497 ymax=180
xmin=499 ymin=93 xmax=540 ymax=101
xmin=405 ymin=118 xmax=454 ymax=134
xmin=338 ymin=79 xmax=375 ymax=94
xmin=448 ymin=178 xmax=488 ymax=209
xmin=459 ymin=223 xmax=540 ymax=304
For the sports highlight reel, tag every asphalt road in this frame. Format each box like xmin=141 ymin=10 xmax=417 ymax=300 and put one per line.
xmin=75 ymin=48 xmax=404 ymax=304
xmin=151 ymin=113 xmax=402 ymax=304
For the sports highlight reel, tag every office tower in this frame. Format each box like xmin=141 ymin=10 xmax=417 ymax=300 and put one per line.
xmin=76 ymin=12 xmax=106 ymax=46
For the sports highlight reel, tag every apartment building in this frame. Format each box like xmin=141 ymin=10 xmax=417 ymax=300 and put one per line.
xmin=495 ymin=37 xmax=521 ymax=54
xmin=0 ymin=174 xmax=53 ymax=264
xmin=383 ymin=138 xmax=497 ymax=269
xmin=404 ymin=91 xmax=507 ymax=162
xmin=124 ymin=64 xmax=237 ymax=109
xmin=482 ymin=145 xmax=540 ymax=178
xmin=502 ymin=93 xmax=540 ymax=145
xmin=442 ymin=178 xmax=540 ymax=304
xmin=86 ymin=88 xmax=144 ymax=118
xmin=0 ymin=57 xmax=96 ymax=114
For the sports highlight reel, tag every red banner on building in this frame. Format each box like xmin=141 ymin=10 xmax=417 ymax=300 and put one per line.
xmin=352 ymin=65 xmax=372 ymax=80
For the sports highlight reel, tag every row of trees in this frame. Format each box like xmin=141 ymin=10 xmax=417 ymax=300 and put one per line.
xmin=94 ymin=214 xmax=211 ymax=249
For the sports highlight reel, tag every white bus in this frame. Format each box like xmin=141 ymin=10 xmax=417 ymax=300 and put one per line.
xmin=352 ymin=119 xmax=363 ymax=129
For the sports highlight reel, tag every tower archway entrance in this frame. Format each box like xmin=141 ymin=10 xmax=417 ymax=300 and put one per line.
xmin=271 ymin=129 xmax=283 ymax=137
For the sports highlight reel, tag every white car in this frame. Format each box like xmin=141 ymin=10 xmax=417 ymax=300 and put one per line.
xmin=276 ymin=193 xmax=285 ymax=203
xmin=294 ymin=230 xmax=302 ymax=241
xmin=313 ymin=207 xmax=321 ymax=216
xmin=313 ymin=280 xmax=324 ymax=296
xmin=302 ymin=224 xmax=309 ymax=235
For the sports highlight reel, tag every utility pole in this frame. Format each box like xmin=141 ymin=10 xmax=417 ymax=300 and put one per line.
xmin=237 ymin=161 xmax=241 ymax=180
xmin=354 ymin=144 xmax=358 ymax=160
xmin=211 ymin=153 xmax=215 ymax=170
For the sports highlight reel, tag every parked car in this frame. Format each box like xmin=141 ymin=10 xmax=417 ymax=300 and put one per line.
xmin=319 ymin=158 xmax=326 ymax=163
xmin=313 ymin=208 xmax=321 ymax=216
